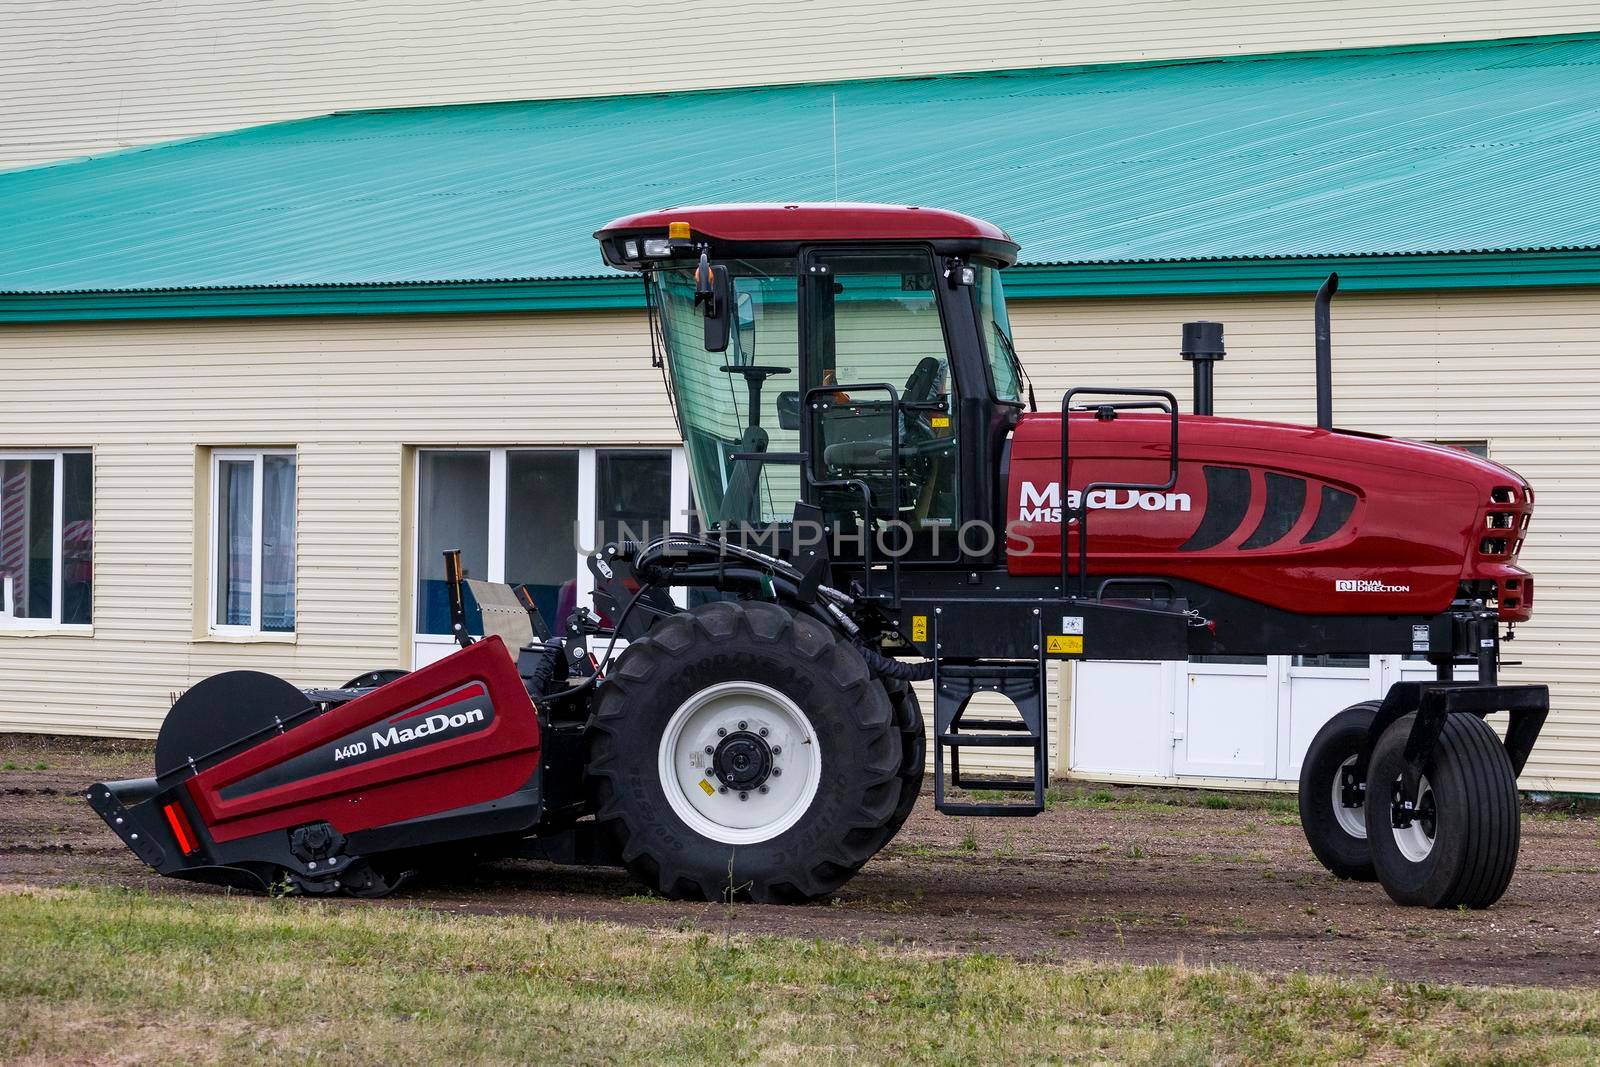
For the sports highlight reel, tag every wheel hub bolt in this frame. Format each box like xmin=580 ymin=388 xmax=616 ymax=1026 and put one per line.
xmin=719 ymin=785 xmax=729 ymax=794
xmin=717 ymin=727 xmax=727 ymax=737
xmin=705 ymin=745 xmax=715 ymax=755
xmin=759 ymin=727 xmax=768 ymax=737
xmin=772 ymin=767 xmax=782 ymax=777
xmin=759 ymin=785 xmax=769 ymax=794
xmin=738 ymin=720 xmax=748 ymax=730
xmin=772 ymin=745 xmax=782 ymax=755
xmin=739 ymin=791 xmax=749 ymax=801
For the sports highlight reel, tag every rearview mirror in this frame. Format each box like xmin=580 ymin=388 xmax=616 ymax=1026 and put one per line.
xmin=701 ymin=265 xmax=733 ymax=352
xmin=734 ymin=290 xmax=756 ymax=364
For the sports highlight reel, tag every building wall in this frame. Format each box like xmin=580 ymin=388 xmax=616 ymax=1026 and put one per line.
xmin=5 ymin=1 xmax=1599 ymax=169
xmin=1009 ymin=287 xmax=1600 ymax=794
xmin=1 ymin=284 xmax=1597 ymax=791
xmin=0 ymin=311 xmax=673 ymax=735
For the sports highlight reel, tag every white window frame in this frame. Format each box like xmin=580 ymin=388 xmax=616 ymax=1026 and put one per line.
xmin=209 ymin=449 xmax=296 ymax=636
xmin=0 ymin=450 xmax=90 ymax=632
xmin=412 ymin=446 xmax=689 ymax=653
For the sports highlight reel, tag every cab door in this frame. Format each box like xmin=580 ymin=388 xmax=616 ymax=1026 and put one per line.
xmin=800 ymin=247 xmax=962 ymax=561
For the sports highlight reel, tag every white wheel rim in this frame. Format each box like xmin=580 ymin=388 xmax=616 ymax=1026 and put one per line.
xmin=1331 ymin=754 xmax=1366 ymax=840
xmin=657 ymin=680 xmax=822 ymax=846
xmin=1393 ymin=775 xmax=1436 ymax=863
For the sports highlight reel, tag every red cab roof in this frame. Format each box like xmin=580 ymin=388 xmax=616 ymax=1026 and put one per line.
xmin=596 ymin=202 xmax=1016 ymax=250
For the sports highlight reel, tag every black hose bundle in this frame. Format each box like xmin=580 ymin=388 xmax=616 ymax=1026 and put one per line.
xmin=854 ymin=642 xmax=936 ymax=682
xmin=608 ymin=532 xmax=938 ymax=683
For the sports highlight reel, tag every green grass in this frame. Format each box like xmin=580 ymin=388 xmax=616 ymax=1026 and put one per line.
xmin=4 ymin=887 xmax=1600 ymax=1064
xmin=1043 ymin=783 xmax=1300 ymax=816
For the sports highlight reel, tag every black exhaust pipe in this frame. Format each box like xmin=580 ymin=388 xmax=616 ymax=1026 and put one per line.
xmin=1314 ymin=272 xmax=1339 ymax=430
xmin=1181 ymin=320 xmax=1225 ymax=416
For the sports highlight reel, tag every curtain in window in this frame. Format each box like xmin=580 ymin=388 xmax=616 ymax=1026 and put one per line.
xmin=261 ymin=455 xmax=296 ymax=632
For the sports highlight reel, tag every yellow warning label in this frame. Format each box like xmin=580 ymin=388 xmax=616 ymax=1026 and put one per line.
xmin=1046 ymin=634 xmax=1084 ymax=655
xmin=699 ymin=778 xmax=716 ymax=796
xmin=911 ymin=615 xmax=928 ymax=643
xmin=931 ymin=416 xmax=951 ymax=429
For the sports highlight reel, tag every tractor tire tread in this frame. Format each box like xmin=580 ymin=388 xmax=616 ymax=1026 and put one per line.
xmin=587 ymin=601 xmax=899 ymax=903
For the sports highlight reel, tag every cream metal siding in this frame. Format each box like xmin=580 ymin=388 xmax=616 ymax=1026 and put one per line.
xmin=2 ymin=287 xmax=1598 ymax=792
xmin=1011 ymin=287 xmax=1600 ymax=793
xmin=6 ymin=2 xmax=1600 ymax=168
xmin=0 ymin=312 xmax=674 ymax=737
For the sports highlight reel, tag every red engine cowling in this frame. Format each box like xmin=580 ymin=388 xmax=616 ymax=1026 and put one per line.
xmin=1006 ymin=413 xmax=1533 ymax=621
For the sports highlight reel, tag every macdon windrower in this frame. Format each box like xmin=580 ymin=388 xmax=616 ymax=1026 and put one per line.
xmin=90 ymin=204 xmax=1546 ymax=909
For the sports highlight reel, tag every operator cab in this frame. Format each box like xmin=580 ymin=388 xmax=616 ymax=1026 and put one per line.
xmin=596 ymin=204 xmax=1027 ymax=563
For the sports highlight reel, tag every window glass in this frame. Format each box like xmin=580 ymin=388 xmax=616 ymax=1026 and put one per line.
xmin=655 ymin=261 xmax=799 ymax=527
xmin=416 ymin=451 xmax=490 ymax=635
xmin=61 ymin=453 xmax=92 ymax=626
xmin=808 ymin=250 xmax=960 ymax=539
xmin=0 ymin=458 xmax=54 ymax=619
xmin=596 ymin=450 xmax=673 ymax=545
xmin=975 ymin=266 xmax=1022 ymax=402
xmin=506 ymin=450 xmax=579 ymax=630
xmin=215 ymin=459 xmax=254 ymax=627
xmin=261 ymin=454 xmax=296 ymax=633
xmin=1293 ymin=654 xmax=1368 ymax=669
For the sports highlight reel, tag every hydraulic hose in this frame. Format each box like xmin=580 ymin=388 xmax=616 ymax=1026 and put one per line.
xmin=606 ymin=532 xmax=939 ymax=682
xmin=854 ymin=643 xmax=936 ymax=682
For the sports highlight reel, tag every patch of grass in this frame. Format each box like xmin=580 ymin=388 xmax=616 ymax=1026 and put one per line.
xmin=0 ymin=762 xmax=16 ymax=771
xmin=1045 ymin=782 xmax=1299 ymax=816
xmin=958 ymin=830 xmax=978 ymax=852
xmin=1127 ymin=844 xmax=1148 ymax=860
xmin=3 ymin=887 xmax=1600 ymax=1063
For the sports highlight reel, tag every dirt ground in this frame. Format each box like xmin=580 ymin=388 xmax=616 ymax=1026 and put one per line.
xmin=5 ymin=733 xmax=1598 ymax=988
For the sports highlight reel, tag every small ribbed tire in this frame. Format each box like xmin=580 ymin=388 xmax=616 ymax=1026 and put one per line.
xmin=874 ymin=680 xmax=927 ymax=849
xmin=1298 ymin=700 xmax=1380 ymax=882
xmin=587 ymin=600 xmax=902 ymax=902
xmin=1366 ymin=712 xmax=1521 ymax=909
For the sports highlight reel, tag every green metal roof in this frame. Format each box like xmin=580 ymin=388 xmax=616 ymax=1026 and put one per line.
xmin=4 ymin=34 xmax=1600 ymax=300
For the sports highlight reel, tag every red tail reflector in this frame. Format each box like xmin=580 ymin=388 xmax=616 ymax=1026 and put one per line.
xmin=163 ymin=802 xmax=200 ymax=856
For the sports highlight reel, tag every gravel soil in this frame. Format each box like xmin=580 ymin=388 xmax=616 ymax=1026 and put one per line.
xmin=4 ymin=733 xmax=1598 ymax=987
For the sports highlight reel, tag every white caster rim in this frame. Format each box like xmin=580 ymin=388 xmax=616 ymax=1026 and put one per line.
xmin=1393 ymin=775 xmax=1436 ymax=863
xmin=658 ymin=680 xmax=822 ymax=846
xmin=1332 ymin=754 xmax=1367 ymax=839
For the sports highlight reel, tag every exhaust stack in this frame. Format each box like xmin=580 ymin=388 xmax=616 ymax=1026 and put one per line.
xmin=1314 ymin=272 xmax=1339 ymax=430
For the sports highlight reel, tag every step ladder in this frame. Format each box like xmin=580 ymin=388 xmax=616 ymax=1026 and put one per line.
xmin=932 ymin=660 xmax=1048 ymax=816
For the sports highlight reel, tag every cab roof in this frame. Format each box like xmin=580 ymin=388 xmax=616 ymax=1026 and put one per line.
xmin=594 ymin=203 xmax=1019 ymax=267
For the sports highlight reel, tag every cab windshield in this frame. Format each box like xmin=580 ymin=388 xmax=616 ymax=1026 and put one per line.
xmin=654 ymin=260 xmax=799 ymax=529
xmin=975 ymin=265 xmax=1023 ymax=403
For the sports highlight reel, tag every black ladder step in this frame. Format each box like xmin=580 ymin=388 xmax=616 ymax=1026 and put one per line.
xmin=937 ymin=662 xmax=1041 ymax=681
xmin=950 ymin=776 xmax=1035 ymax=792
xmin=938 ymin=733 xmax=1040 ymax=748
xmin=953 ymin=718 xmax=1032 ymax=731
xmin=936 ymin=801 xmax=1043 ymax=817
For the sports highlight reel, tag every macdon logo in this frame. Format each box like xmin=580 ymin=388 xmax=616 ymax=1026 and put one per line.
xmin=1335 ymin=579 xmax=1413 ymax=594
xmin=1016 ymin=481 xmax=1191 ymax=523
xmin=332 ymin=707 xmax=486 ymax=761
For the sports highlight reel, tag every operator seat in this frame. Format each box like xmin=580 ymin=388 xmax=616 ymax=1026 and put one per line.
xmin=821 ymin=357 xmax=944 ymax=468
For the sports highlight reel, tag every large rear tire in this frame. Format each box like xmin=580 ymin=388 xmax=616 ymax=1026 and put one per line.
xmin=587 ymin=601 xmax=902 ymax=902
xmin=1366 ymin=712 xmax=1520 ymax=909
xmin=875 ymin=679 xmax=927 ymax=849
xmin=1297 ymin=700 xmax=1380 ymax=882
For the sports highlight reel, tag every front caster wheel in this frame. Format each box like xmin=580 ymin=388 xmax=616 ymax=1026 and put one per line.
xmin=1366 ymin=712 xmax=1520 ymax=909
xmin=1298 ymin=700 xmax=1380 ymax=882
xmin=587 ymin=601 xmax=902 ymax=902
